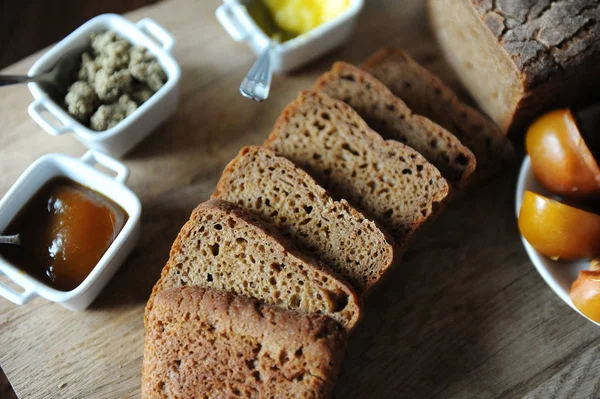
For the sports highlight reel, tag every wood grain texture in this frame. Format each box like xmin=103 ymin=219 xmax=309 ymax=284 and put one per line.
xmin=0 ymin=0 xmax=599 ymax=398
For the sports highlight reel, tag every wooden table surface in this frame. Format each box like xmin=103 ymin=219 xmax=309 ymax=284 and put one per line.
xmin=1 ymin=1 xmax=600 ymax=398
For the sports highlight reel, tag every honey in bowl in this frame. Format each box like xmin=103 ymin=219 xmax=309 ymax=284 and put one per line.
xmin=0 ymin=177 xmax=127 ymax=292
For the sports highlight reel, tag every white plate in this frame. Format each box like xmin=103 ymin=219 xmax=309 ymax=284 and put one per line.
xmin=516 ymin=156 xmax=600 ymax=326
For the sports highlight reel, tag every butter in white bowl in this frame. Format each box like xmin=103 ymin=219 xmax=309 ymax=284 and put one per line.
xmin=216 ymin=0 xmax=364 ymax=72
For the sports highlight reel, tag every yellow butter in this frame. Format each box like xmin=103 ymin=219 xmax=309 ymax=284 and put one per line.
xmin=261 ymin=0 xmax=350 ymax=36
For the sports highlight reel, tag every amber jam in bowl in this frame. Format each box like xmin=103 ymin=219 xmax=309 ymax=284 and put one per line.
xmin=0 ymin=150 xmax=141 ymax=310
xmin=1 ymin=177 xmax=128 ymax=292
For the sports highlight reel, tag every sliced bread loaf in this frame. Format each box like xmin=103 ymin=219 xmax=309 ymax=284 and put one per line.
xmin=213 ymin=145 xmax=395 ymax=294
xmin=264 ymin=90 xmax=449 ymax=242
xmin=143 ymin=286 xmax=346 ymax=399
xmin=148 ymin=199 xmax=361 ymax=330
xmin=314 ymin=61 xmax=476 ymax=186
xmin=361 ymin=48 xmax=514 ymax=179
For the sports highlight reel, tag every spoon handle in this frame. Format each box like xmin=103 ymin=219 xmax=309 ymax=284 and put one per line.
xmin=0 ymin=74 xmax=45 ymax=87
xmin=0 ymin=234 xmax=20 ymax=245
xmin=240 ymin=41 xmax=275 ymax=102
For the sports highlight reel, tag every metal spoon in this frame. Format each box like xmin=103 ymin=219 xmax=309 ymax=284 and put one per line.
xmin=0 ymin=234 xmax=20 ymax=246
xmin=240 ymin=40 xmax=276 ymax=102
xmin=0 ymin=49 xmax=83 ymax=97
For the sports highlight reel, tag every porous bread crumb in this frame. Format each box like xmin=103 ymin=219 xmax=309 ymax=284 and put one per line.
xmin=213 ymin=146 xmax=395 ymax=293
xmin=65 ymin=81 xmax=97 ymax=122
xmin=265 ymin=90 xmax=449 ymax=242
xmin=147 ymin=199 xmax=362 ymax=331
xmin=315 ymin=62 xmax=476 ymax=186
xmin=362 ymin=48 xmax=514 ymax=179
xmin=90 ymin=95 xmax=137 ymax=131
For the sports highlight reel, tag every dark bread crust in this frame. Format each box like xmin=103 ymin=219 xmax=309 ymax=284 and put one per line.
xmin=213 ymin=146 xmax=396 ymax=294
xmin=475 ymin=0 xmax=600 ymax=133
xmin=265 ymin=90 xmax=449 ymax=242
xmin=429 ymin=0 xmax=600 ymax=134
xmin=315 ymin=61 xmax=476 ymax=187
xmin=143 ymin=287 xmax=346 ymax=398
xmin=362 ymin=48 xmax=514 ymax=179
xmin=473 ymin=0 xmax=600 ymax=90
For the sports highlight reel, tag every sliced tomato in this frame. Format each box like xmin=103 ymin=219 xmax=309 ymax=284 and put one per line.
xmin=571 ymin=268 xmax=600 ymax=323
xmin=526 ymin=109 xmax=600 ymax=199
xmin=518 ymin=190 xmax=600 ymax=260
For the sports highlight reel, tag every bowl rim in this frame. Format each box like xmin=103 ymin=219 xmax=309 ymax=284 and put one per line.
xmin=516 ymin=155 xmax=600 ymax=327
xmin=0 ymin=152 xmax=141 ymax=303
xmin=27 ymin=13 xmax=181 ymax=143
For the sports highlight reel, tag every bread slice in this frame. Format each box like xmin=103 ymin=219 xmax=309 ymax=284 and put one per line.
xmin=264 ymin=90 xmax=449 ymax=242
xmin=361 ymin=48 xmax=514 ymax=179
xmin=314 ymin=62 xmax=476 ymax=187
xmin=148 ymin=199 xmax=361 ymax=331
xmin=213 ymin=146 xmax=395 ymax=294
xmin=143 ymin=286 xmax=346 ymax=399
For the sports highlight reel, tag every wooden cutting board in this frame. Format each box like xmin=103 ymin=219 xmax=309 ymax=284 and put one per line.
xmin=1 ymin=1 xmax=600 ymax=398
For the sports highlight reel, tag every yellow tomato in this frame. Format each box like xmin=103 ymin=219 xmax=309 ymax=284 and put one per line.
xmin=526 ymin=109 xmax=600 ymax=199
xmin=518 ymin=190 xmax=600 ymax=260
xmin=571 ymin=268 xmax=600 ymax=323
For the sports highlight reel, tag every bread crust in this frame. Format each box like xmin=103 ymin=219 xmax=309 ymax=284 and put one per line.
xmin=143 ymin=286 xmax=346 ymax=398
xmin=473 ymin=0 xmax=600 ymax=90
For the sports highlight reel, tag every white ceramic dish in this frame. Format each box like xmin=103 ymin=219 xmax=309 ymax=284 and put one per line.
xmin=216 ymin=0 xmax=364 ymax=72
xmin=0 ymin=150 xmax=141 ymax=311
xmin=27 ymin=14 xmax=181 ymax=158
xmin=516 ymin=155 xmax=600 ymax=326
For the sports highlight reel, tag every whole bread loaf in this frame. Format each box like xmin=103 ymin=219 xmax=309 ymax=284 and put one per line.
xmin=213 ymin=146 xmax=395 ymax=294
xmin=147 ymin=199 xmax=361 ymax=330
xmin=143 ymin=286 xmax=346 ymax=399
xmin=314 ymin=61 xmax=476 ymax=186
xmin=362 ymin=48 xmax=514 ymax=179
xmin=428 ymin=0 xmax=600 ymax=135
xmin=265 ymin=90 xmax=449 ymax=242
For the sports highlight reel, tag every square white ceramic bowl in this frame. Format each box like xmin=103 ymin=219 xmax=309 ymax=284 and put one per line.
xmin=28 ymin=14 xmax=181 ymax=158
xmin=216 ymin=0 xmax=364 ymax=72
xmin=0 ymin=150 xmax=141 ymax=311
xmin=516 ymin=156 xmax=600 ymax=327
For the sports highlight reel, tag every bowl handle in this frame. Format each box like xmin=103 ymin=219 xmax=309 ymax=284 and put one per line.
xmin=136 ymin=18 xmax=176 ymax=53
xmin=216 ymin=2 xmax=252 ymax=42
xmin=80 ymin=150 xmax=130 ymax=184
xmin=28 ymin=98 xmax=73 ymax=136
xmin=0 ymin=270 xmax=35 ymax=305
